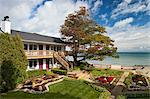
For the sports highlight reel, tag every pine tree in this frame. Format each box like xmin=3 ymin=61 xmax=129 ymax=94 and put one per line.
xmin=60 ymin=7 xmax=118 ymax=66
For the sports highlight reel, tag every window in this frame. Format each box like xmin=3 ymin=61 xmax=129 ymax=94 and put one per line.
xmin=24 ymin=44 xmax=28 ymax=50
xmin=46 ymin=45 xmax=49 ymax=50
xmin=33 ymin=45 xmax=37 ymax=50
xmin=29 ymin=45 xmax=33 ymax=50
xmin=29 ymin=61 xmax=33 ymax=68
xmin=33 ymin=60 xmax=37 ymax=67
xmin=54 ymin=46 xmax=57 ymax=51
xmin=39 ymin=45 xmax=43 ymax=50
xmin=51 ymin=46 xmax=54 ymax=51
xmin=57 ymin=46 xmax=61 ymax=51
xmin=29 ymin=60 xmax=37 ymax=68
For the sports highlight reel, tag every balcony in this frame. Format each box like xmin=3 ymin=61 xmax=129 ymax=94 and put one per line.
xmin=25 ymin=50 xmax=54 ymax=59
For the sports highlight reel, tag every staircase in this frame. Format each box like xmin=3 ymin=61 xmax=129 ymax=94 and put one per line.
xmin=54 ymin=52 xmax=69 ymax=70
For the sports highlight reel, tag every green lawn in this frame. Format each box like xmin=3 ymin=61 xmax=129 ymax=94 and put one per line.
xmin=1 ymin=79 xmax=105 ymax=99
xmin=91 ymin=68 xmax=123 ymax=77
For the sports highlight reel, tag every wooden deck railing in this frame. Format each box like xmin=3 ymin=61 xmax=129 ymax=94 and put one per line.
xmin=25 ymin=50 xmax=69 ymax=69
xmin=25 ymin=50 xmax=54 ymax=59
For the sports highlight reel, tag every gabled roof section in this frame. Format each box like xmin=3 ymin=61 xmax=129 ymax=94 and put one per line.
xmin=11 ymin=30 xmax=66 ymax=44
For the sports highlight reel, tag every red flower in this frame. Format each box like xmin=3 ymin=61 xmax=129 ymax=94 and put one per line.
xmin=107 ymin=77 xmax=113 ymax=82
xmin=98 ymin=77 xmax=107 ymax=83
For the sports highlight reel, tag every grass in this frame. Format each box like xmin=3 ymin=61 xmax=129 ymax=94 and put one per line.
xmin=1 ymin=79 xmax=104 ymax=99
xmin=91 ymin=68 xmax=123 ymax=77
xmin=124 ymin=73 xmax=133 ymax=88
xmin=27 ymin=70 xmax=53 ymax=78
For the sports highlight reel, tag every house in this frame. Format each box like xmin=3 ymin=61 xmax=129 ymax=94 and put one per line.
xmin=0 ymin=16 xmax=70 ymax=71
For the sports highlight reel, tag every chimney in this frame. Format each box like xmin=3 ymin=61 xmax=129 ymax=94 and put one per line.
xmin=1 ymin=16 xmax=11 ymax=34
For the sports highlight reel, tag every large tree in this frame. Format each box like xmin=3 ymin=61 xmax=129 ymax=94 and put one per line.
xmin=0 ymin=33 xmax=28 ymax=92
xmin=60 ymin=7 xmax=118 ymax=66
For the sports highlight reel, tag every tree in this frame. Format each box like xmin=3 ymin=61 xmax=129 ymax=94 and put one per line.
xmin=0 ymin=33 xmax=28 ymax=92
xmin=60 ymin=7 xmax=118 ymax=66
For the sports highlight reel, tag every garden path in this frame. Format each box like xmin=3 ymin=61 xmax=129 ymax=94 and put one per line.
xmin=111 ymin=71 xmax=129 ymax=97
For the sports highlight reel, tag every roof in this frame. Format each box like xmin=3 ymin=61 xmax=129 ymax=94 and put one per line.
xmin=11 ymin=30 xmax=66 ymax=45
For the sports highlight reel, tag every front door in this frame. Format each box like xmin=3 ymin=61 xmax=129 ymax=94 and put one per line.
xmin=39 ymin=59 xmax=43 ymax=70
xmin=46 ymin=59 xmax=49 ymax=70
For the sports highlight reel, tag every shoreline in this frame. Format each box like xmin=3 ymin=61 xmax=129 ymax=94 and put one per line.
xmin=93 ymin=64 xmax=150 ymax=77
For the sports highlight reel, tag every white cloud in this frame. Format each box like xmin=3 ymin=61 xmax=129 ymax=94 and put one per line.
xmin=99 ymin=13 xmax=108 ymax=24
xmin=106 ymin=22 xmax=150 ymax=52
xmin=114 ymin=17 xmax=134 ymax=28
xmin=145 ymin=0 xmax=150 ymax=15
xmin=125 ymin=0 xmax=132 ymax=4
xmin=91 ymin=0 xmax=103 ymax=12
xmin=0 ymin=0 xmax=88 ymax=37
xmin=111 ymin=0 xmax=148 ymax=18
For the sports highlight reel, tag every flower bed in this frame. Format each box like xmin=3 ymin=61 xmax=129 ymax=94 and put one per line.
xmin=124 ymin=74 xmax=149 ymax=91
xmin=17 ymin=74 xmax=64 ymax=93
xmin=96 ymin=76 xmax=114 ymax=84
xmin=132 ymin=75 xmax=148 ymax=87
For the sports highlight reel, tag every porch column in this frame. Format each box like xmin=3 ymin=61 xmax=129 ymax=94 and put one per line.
xmin=52 ymin=58 xmax=54 ymax=69
xmin=27 ymin=43 xmax=29 ymax=52
xmin=43 ymin=59 xmax=46 ymax=69
xmin=35 ymin=59 xmax=39 ymax=69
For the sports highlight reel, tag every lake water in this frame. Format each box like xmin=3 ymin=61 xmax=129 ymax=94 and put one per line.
xmin=87 ymin=52 xmax=150 ymax=66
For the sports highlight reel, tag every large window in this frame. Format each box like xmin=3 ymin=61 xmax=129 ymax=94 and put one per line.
xmin=46 ymin=45 xmax=49 ymax=50
xmin=57 ymin=46 xmax=61 ymax=51
xmin=33 ymin=45 xmax=37 ymax=50
xmin=29 ymin=45 xmax=33 ymax=50
xmin=24 ymin=44 xmax=28 ymax=50
xmin=39 ymin=45 xmax=43 ymax=50
xmin=29 ymin=60 xmax=33 ymax=68
xmin=29 ymin=60 xmax=37 ymax=68
xmin=29 ymin=44 xmax=37 ymax=50
xmin=51 ymin=46 xmax=54 ymax=51
xmin=54 ymin=46 xmax=57 ymax=51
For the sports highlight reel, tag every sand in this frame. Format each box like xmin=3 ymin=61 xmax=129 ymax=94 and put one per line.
xmin=93 ymin=64 xmax=150 ymax=78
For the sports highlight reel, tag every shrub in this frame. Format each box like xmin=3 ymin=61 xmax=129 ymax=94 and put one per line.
xmin=52 ymin=68 xmax=67 ymax=75
xmin=0 ymin=33 xmax=27 ymax=93
xmin=1 ymin=60 xmax=17 ymax=92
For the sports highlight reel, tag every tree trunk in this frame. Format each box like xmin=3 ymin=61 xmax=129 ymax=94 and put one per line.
xmin=73 ymin=55 xmax=78 ymax=66
xmin=73 ymin=37 xmax=78 ymax=66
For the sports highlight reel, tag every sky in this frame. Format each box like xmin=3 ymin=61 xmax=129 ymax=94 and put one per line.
xmin=0 ymin=0 xmax=150 ymax=52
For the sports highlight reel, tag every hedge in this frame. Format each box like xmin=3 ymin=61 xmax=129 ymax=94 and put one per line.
xmin=27 ymin=70 xmax=54 ymax=78
xmin=51 ymin=68 xmax=67 ymax=75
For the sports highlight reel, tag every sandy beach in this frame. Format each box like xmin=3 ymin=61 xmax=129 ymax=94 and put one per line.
xmin=93 ymin=64 xmax=150 ymax=77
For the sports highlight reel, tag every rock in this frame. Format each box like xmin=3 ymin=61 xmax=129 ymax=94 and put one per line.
xmin=24 ymin=80 xmax=32 ymax=85
xmin=16 ymin=84 xmax=23 ymax=89
xmin=39 ymin=86 xmax=43 ymax=91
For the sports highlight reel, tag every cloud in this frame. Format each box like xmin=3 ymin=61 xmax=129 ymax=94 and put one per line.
xmin=113 ymin=17 xmax=134 ymax=28
xmin=124 ymin=0 xmax=132 ymax=4
xmin=106 ymin=21 xmax=150 ymax=52
xmin=0 ymin=0 xmax=88 ymax=37
xmin=91 ymin=0 xmax=103 ymax=12
xmin=145 ymin=0 xmax=150 ymax=15
xmin=111 ymin=0 xmax=148 ymax=19
xmin=99 ymin=13 xmax=108 ymax=24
